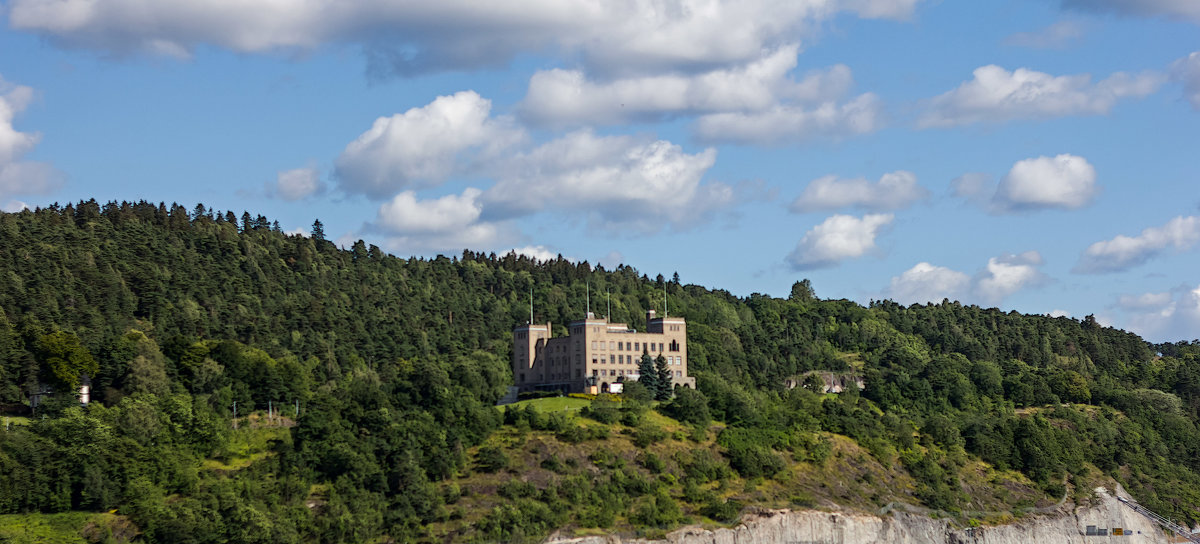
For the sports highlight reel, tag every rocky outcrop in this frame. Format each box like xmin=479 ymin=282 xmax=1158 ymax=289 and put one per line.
xmin=551 ymin=487 xmax=1168 ymax=544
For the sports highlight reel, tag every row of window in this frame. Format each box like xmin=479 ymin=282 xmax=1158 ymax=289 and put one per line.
xmin=590 ymin=355 xmax=685 ymax=365
xmin=590 ymin=340 xmax=665 ymax=352
xmin=591 ymin=369 xmax=684 ymax=378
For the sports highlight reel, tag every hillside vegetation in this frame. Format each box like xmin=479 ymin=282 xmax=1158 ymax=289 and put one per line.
xmin=0 ymin=200 xmax=1198 ymax=543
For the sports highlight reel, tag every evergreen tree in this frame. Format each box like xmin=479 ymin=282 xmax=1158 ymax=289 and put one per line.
xmin=654 ymin=354 xmax=672 ymax=400
xmin=311 ymin=218 xmax=326 ymax=241
xmin=637 ymin=350 xmax=658 ymax=393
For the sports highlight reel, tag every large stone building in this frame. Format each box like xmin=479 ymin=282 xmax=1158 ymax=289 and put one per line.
xmin=513 ymin=310 xmax=694 ymax=394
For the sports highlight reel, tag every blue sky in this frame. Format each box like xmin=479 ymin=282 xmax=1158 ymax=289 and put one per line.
xmin=1 ymin=0 xmax=1198 ymax=341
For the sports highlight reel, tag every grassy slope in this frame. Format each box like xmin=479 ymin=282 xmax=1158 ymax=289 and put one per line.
xmin=432 ymin=398 xmax=1052 ymax=542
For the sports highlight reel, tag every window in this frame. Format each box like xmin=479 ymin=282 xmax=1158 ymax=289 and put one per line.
xmin=669 ymin=340 xmax=679 ymax=352
xmin=520 ymin=373 xmax=525 ymax=383
xmin=610 ymin=341 xmax=615 ymax=350
xmin=619 ymin=355 xmax=624 ymax=364
xmin=591 ymin=341 xmax=597 ymax=350
xmin=592 ymin=369 xmax=598 ymax=376
xmin=634 ymin=342 xmax=640 ymax=351
xmin=576 ymin=370 xmax=581 ymax=378
xmin=619 ymin=369 xmax=625 ymax=376
xmin=659 ymin=343 xmax=664 ymax=352
xmin=676 ymin=371 xmax=681 ymax=377
xmin=618 ymin=342 xmax=624 ymax=350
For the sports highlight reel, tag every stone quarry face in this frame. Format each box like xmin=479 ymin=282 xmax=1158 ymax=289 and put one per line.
xmin=548 ymin=487 xmax=1168 ymax=544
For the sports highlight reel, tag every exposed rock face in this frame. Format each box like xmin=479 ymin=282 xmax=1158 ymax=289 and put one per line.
xmin=551 ymin=487 xmax=1168 ymax=544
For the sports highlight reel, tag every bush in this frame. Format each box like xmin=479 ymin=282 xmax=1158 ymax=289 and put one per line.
xmin=701 ymin=498 xmax=742 ymax=523
xmin=638 ymin=451 xmax=665 ymax=473
xmin=583 ymin=397 xmax=621 ymax=424
xmin=662 ymin=388 xmax=711 ymax=427
xmin=633 ymin=421 xmax=668 ymax=448
xmin=477 ymin=445 xmax=509 ymax=473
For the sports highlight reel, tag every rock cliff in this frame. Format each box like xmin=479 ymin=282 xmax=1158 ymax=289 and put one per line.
xmin=552 ymin=487 xmax=1169 ymax=544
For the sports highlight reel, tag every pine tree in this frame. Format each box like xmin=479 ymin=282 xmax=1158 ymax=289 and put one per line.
xmin=637 ymin=350 xmax=658 ymax=394
xmin=311 ymin=219 xmax=326 ymax=241
xmin=654 ymin=354 xmax=672 ymax=400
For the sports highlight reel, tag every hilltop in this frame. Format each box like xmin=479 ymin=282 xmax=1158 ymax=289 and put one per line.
xmin=0 ymin=200 xmax=1198 ymax=543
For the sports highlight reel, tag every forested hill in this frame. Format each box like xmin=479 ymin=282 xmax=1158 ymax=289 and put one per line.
xmin=1 ymin=200 xmax=1199 ymax=543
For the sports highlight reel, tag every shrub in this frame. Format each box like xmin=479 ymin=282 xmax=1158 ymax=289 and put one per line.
xmin=477 ymin=445 xmax=509 ymax=473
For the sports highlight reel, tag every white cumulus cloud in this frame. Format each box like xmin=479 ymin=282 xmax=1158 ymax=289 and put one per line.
xmin=371 ymin=188 xmax=514 ymax=253
xmin=7 ymin=0 xmax=923 ymax=77
xmin=976 ymin=251 xmax=1046 ymax=304
xmin=789 ymin=170 xmax=927 ymax=213
xmin=519 ymin=46 xmax=854 ymax=126
xmin=886 ymin=262 xmax=972 ymax=305
xmin=885 ymin=251 xmax=1046 ymax=306
xmin=1171 ymin=51 xmax=1200 ymax=109
xmin=482 ymin=130 xmax=728 ymax=233
xmin=334 ymin=91 xmax=523 ymax=198
xmin=507 ymin=246 xmax=564 ymax=262
xmin=1075 ymin=216 xmax=1200 ymax=273
xmin=0 ymin=76 xmax=64 ymax=201
xmin=786 ymin=213 xmax=893 ymax=270
xmin=273 ymin=166 xmax=323 ymax=201
xmin=693 ymin=93 xmax=883 ymax=144
xmin=919 ymin=64 xmax=1164 ymax=127
xmin=992 ymin=154 xmax=1097 ymax=213
xmin=1113 ymin=285 xmax=1200 ymax=343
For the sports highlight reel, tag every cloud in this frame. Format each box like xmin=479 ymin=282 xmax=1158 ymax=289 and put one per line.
xmin=1116 ymin=291 xmax=1174 ymax=311
xmin=1112 ymin=285 xmax=1200 ymax=343
xmin=1003 ymin=20 xmax=1084 ymax=49
xmin=334 ymin=91 xmax=523 ymax=198
xmin=369 ymin=188 xmax=514 ymax=252
xmin=1058 ymin=0 xmax=1200 ymax=24
xmin=1171 ymin=51 xmax=1200 ymax=109
xmin=519 ymin=46 xmax=854 ymax=125
xmin=273 ymin=166 xmax=323 ymax=201
xmin=885 ymin=251 xmax=1046 ymax=305
xmin=2 ymin=199 xmax=29 ymax=213
xmin=919 ymin=64 xmax=1164 ymax=127
xmin=1048 ymin=309 xmax=1071 ymax=318
xmin=7 ymin=0 xmax=924 ymax=77
xmin=482 ymin=130 xmax=728 ymax=233
xmin=950 ymin=172 xmax=993 ymax=205
xmin=975 ymin=251 xmax=1046 ymax=304
xmin=0 ymin=76 xmax=65 ymax=200
xmin=886 ymin=262 xmax=972 ymax=305
xmin=992 ymin=154 xmax=1097 ymax=212
xmin=508 ymin=246 xmax=565 ymax=262
xmin=693 ymin=93 xmax=883 ymax=144
xmin=1074 ymin=215 xmax=1200 ymax=273
xmin=600 ymin=251 xmax=625 ymax=269
xmin=789 ymin=170 xmax=927 ymax=213
xmin=786 ymin=213 xmax=892 ymax=270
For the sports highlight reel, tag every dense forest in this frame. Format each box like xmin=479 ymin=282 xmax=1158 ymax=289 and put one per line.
xmin=1 ymin=200 xmax=1199 ymax=543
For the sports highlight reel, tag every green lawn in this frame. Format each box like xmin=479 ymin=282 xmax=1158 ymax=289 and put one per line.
xmin=4 ymin=416 xmax=31 ymax=428
xmin=497 ymin=396 xmax=589 ymax=413
xmin=0 ymin=512 xmax=109 ymax=544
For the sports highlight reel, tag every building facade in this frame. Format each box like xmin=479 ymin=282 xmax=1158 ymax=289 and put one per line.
xmin=513 ymin=310 xmax=695 ymax=394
